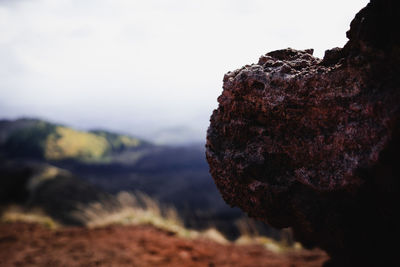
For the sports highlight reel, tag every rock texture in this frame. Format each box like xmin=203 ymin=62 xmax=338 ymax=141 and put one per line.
xmin=206 ymin=0 xmax=400 ymax=266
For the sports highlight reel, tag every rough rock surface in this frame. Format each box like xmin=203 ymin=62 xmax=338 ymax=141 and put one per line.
xmin=206 ymin=0 xmax=400 ymax=266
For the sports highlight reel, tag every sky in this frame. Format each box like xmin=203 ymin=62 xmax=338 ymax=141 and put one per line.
xmin=0 ymin=0 xmax=369 ymax=144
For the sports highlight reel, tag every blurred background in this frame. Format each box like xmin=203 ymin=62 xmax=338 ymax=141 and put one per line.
xmin=1 ymin=0 xmax=367 ymax=144
xmin=0 ymin=0 xmax=368 ymax=265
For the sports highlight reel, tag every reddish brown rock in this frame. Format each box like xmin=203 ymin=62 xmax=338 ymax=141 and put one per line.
xmin=206 ymin=0 xmax=400 ymax=266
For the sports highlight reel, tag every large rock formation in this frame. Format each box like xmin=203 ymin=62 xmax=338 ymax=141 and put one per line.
xmin=206 ymin=0 xmax=400 ymax=266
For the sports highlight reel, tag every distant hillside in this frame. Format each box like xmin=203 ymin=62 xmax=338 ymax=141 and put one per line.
xmin=0 ymin=118 xmax=146 ymax=162
xmin=0 ymin=118 xmax=279 ymax=240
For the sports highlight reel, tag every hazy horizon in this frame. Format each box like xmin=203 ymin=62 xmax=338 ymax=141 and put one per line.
xmin=0 ymin=0 xmax=369 ymax=144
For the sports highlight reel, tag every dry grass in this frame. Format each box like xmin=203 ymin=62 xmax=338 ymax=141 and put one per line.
xmin=0 ymin=191 xmax=228 ymax=244
xmin=235 ymin=217 xmax=302 ymax=253
xmin=71 ymin=191 xmax=229 ymax=244
xmin=72 ymin=192 xmax=182 ymax=231
xmin=1 ymin=205 xmax=59 ymax=229
xmin=1 ymin=192 xmax=301 ymax=251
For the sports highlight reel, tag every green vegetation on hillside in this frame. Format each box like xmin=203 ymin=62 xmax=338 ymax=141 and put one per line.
xmin=89 ymin=130 xmax=141 ymax=151
xmin=45 ymin=126 xmax=109 ymax=161
xmin=1 ymin=119 xmax=143 ymax=162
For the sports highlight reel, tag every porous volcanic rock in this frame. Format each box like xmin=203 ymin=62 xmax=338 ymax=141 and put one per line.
xmin=206 ymin=0 xmax=400 ymax=266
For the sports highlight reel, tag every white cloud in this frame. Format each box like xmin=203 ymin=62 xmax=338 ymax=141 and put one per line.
xmin=0 ymin=0 xmax=369 ymax=142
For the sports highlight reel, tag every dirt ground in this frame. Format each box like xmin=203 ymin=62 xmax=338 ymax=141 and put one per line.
xmin=0 ymin=223 xmax=328 ymax=267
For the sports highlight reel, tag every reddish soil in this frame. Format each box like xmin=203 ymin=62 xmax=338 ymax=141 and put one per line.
xmin=0 ymin=223 xmax=328 ymax=267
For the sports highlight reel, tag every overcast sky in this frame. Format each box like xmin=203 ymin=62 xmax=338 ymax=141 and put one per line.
xmin=0 ymin=0 xmax=369 ymax=143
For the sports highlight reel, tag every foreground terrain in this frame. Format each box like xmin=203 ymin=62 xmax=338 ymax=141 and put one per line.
xmin=0 ymin=223 xmax=327 ymax=267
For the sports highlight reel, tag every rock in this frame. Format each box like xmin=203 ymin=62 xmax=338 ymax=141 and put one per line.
xmin=206 ymin=0 xmax=400 ymax=266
